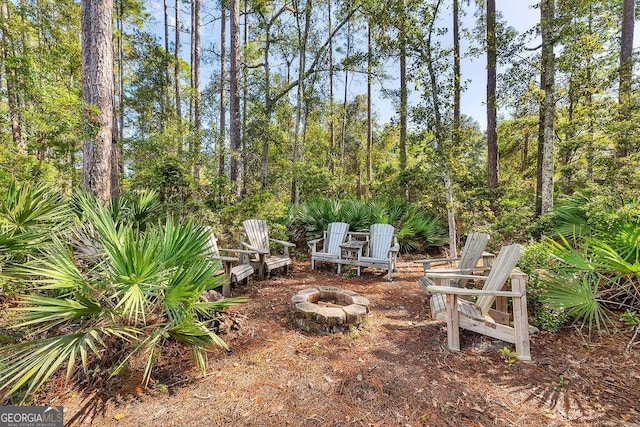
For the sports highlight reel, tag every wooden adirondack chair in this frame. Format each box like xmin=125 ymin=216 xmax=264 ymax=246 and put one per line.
xmin=241 ymin=219 xmax=295 ymax=280
xmin=308 ymin=222 xmax=350 ymax=273
xmin=417 ymin=232 xmax=492 ymax=290
xmin=204 ymin=227 xmax=254 ymax=297
xmin=356 ymin=223 xmax=400 ymax=281
xmin=423 ymin=244 xmax=531 ymax=361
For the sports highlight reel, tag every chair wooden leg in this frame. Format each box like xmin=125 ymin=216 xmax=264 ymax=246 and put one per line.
xmin=222 ymin=282 xmax=231 ymax=297
xmin=512 ymin=272 xmax=531 ymax=361
xmin=446 ymin=294 xmax=460 ymax=351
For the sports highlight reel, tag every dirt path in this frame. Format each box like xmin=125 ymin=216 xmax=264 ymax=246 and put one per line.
xmin=50 ymin=259 xmax=640 ymax=426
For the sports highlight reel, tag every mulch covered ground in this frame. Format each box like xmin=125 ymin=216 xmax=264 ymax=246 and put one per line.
xmin=32 ymin=258 xmax=640 ymax=426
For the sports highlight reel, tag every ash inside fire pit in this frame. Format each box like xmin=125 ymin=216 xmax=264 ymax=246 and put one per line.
xmin=290 ymin=286 xmax=370 ymax=334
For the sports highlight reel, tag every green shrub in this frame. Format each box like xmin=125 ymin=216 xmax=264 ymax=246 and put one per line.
xmin=0 ymin=192 xmax=246 ymax=402
xmin=289 ymin=198 xmax=446 ymax=253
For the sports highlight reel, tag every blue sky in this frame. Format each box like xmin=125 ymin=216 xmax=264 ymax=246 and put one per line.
xmin=149 ymin=0 xmax=639 ymax=132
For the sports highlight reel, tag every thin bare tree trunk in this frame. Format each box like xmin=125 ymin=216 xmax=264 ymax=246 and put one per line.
xmin=191 ymin=0 xmax=201 ymax=180
xmin=117 ymin=0 xmax=124 ymax=145
xmin=218 ymin=1 xmax=226 ymax=177
xmin=242 ymin=0 xmax=248 ymax=193
xmin=340 ymin=20 xmax=351 ymax=175
xmin=229 ymin=0 xmax=242 ymax=194
xmin=425 ymin=0 xmax=456 ymax=258
xmin=328 ymin=0 xmax=335 ymax=173
xmin=486 ymin=0 xmax=498 ymax=189
xmin=291 ymin=0 xmax=312 ymax=204
xmin=539 ymin=0 xmax=555 ymax=215
xmin=366 ymin=20 xmax=373 ymax=186
xmin=452 ymin=0 xmax=460 ymax=147
xmin=175 ymin=0 xmax=182 ymax=143
xmin=81 ymin=0 xmax=116 ymax=202
xmin=1 ymin=0 xmax=23 ymax=151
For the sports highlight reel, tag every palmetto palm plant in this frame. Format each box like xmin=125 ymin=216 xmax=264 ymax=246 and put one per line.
xmin=289 ymin=198 xmax=446 ymax=253
xmin=542 ymin=222 xmax=640 ymax=336
xmin=0 ymin=192 xmax=246 ymax=402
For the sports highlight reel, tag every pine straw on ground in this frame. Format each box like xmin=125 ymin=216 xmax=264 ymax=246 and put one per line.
xmin=31 ymin=259 xmax=640 ymax=426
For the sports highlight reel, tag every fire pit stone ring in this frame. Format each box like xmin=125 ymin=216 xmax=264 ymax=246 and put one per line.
xmin=291 ymin=286 xmax=370 ymax=334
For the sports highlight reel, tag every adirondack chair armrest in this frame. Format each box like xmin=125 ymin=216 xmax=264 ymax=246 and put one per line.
xmin=426 ymin=285 xmax=523 ymax=298
xmin=270 ymin=238 xmax=295 ymax=247
xmin=426 ymin=266 xmax=491 ymax=274
xmin=211 ymin=255 xmax=240 ymax=263
xmin=307 ymin=238 xmax=324 ymax=253
xmin=389 ymin=243 xmax=400 ymax=254
xmin=424 ymin=272 xmax=489 ymax=281
xmin=415 ymin=257 xmax=461 ymax=264
xmin=241 ymin=242 xmax=269 ymax=254
xmin=218 ymin=248 xmax=258 ymax=255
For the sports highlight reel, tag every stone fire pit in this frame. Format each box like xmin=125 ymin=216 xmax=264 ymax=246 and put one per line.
xmin=290 ymin=286 xmax=370 ymax=334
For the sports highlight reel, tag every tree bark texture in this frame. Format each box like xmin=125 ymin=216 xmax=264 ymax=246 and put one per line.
xmin=191 ymin=0 xmax=201 ymax=180
xmin=1 ymin=0 xmax=23 ymax=151
xmin=617 ymin=0 xmax=634 ymax=158
xmin=328 ymin=0 xmax=335 ymax=173
xmin=366 ymin=20 xmax=373 ymax=185
xmin=486 ymin=0 xmax=498 ymax=189
xmin=452 ymin=0 xmax=460 ymax=147
xmin=218 ymin=1 xmax=226 ymax=177
xmin=399 ymin=18 xmax=407 ymax=172
xmin=229 ymin=0 xmax=242 ymax=194
xmin=81 ymin=0 xmax=115 ymax=202
xmin=175 ymin=0 xmax=182 ymax=132
xmin=425 ymin=0 xmax=456 ymax=258
xmin=539 ymin=0 xmax=555 ymax=215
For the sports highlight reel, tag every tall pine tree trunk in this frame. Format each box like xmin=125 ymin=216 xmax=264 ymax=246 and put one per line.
xmin=340 ymin=20 xmax=351 ymax=175
xmin=366 ymin=20 xmax=373 ymax=186
xmin=452 ymin=0 xmax=460 ymax=147
xmin=425 ymin=0 xmax=456 ymax=258
xmin=229 ymin=0 xmax=242 ymax=195
xmin=617 ymin=0 xmax=634 ymax=159
xmin=537 ymin=0 xmax=555 ymax=215
xmin=175 ymin=0 xmax=182 ymax=141
xmin=399 ymin=13 xmax=407 ymax=173
xmin=191 ymin=0 xmax=201 ymax=180
xmin=328 ymin=0 xmax=335 ymax=173
xmin=81 ymin=0 xmax=116 ymax=202
xmin=218 ymin=1 xmax=226 ymax=178
xmin=486 ymin=0 xmax=498 ymax=189
xmin=1 ymin=0 xmax=23 ymax=151
xmin=291 ymin=0 xmax=312 ymax=205
xmin=242 ymin=0 xmax=249 ymax=193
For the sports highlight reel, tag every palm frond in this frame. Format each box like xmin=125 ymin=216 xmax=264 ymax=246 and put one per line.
xmin=0 ymin=330 xmax=108 ymax=401
xmin=542 ymin=273 xmax=612 ymax=336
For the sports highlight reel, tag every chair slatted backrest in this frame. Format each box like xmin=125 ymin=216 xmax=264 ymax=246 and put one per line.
xmin=324 ymin=222 xmax=349 ymax=255
xmin=455 ymin=232 xmax=490 ymax=287
xmin=476 ymin=244 xmax=523 ymax=316
xmin=204 ymin=226 xmax=221 ymax=257
xmin=243 ymin=219 xmax=270 ymax=254
xmin=369 ymin=224 xmax=395 ymax=259
xmin=458 ymin=232 xmax=490 ymax=270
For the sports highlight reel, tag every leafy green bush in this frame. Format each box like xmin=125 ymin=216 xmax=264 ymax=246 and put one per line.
xmin=0 ymin=191 xmax=246 ymax=402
